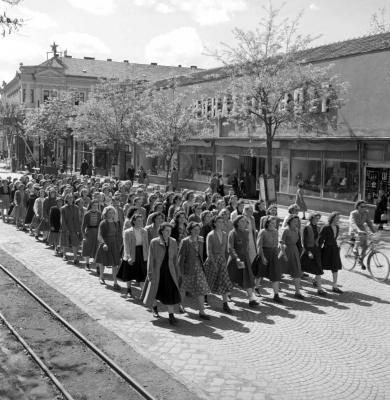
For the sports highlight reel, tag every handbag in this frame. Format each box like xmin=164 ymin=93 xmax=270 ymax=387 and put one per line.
xmin=380 ymin=213 xmax=388 ymax=223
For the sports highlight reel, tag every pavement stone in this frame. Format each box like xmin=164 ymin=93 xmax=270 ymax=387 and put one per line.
xmin=0 ymin=174 xmax=390 ymax=399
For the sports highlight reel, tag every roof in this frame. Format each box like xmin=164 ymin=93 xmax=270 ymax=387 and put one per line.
xmin=42 ymin=56 xmax=199 ymax=81
xmin=162 ymin=31 xmax=390 ymax=87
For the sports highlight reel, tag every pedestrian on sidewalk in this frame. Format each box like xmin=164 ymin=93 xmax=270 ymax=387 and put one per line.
xmin=24 ymin=184 xmax=38 ymax=232
xmin=13 ymin=182 xmax=27 ymax=230
xmin=253 ymin=216 xmax=283 ymax=303
xmin=203 ymin=215 xmax=234 ymax=313
xmin=95 ymin=206 xmax=122 ymax=287
xmin=120 ymin=213 xmax=149 ymax=296
xmin=227 ymin=215 xmax=258 ymax=307
xmin=178 ymin=222 xmax=211 ymax=319
xmin=295 ymin=183 xmax=307 ymax=220
xmin=374 ymin=193 xmax=388 ymax=231
xmin=60 ymin=194 xmax=82 ymax=265
xmin=318 ymin=212 xmax=343 ymax=294
xmin=81 ymin=200 xmax=101 ymax=270
xmin=0 ymin=179 xmax=11 ymax=223
xmin=48 ymin=197 xmax=63 ymax=254
xmin=301 ymin=213 xmax=327 ymax=296
xmin=279 ymin=215 xmax=305 ymax=300
xmin=33 ymin=189 xmax=46 ymax=240
xmin=41 ymin=188 xmax=58 ymax=242
xmin=142 ymin=222 xmax=181 ymax=325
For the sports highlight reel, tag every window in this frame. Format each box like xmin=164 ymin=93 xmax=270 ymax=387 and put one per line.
xmin=22 ymin=89 xmax=26 ymax=103
xmin=323 ymin=161 xmax=358 ymax=201
xmin=73 ymin=92 xmax=85 ymax=106
xmin=30 ymin=89 xmax=34 ymax=104
xmin=179 ymin=153 xmax=213 ymax=182
xmin=290 ymin=151 xmax=322 ymax=197
xmin=43 ymin=89 xmax=57 ymax=102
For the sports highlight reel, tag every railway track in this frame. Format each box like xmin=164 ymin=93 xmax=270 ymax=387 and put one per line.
xmin=0 ymin=262 xmax=157 ymax=400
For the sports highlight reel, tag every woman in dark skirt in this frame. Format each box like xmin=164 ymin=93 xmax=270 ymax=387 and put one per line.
xmin=120 ymin=213 xmax=149 ymax=297
xmin=227 ymin=215 xmax=258 ymax=307
xmin=142 ymin=222 xmax=181 ymax=325
xmin=318 ymin=212 xmax=343 ymax=294
xmin=48 ymin=197 xmax=64 ymax=254
xmin=301 ymin=213 xmax=327 ymax=296
xmin=40 ymin=188 xmax=57 ymax=243
xmin=24 ymin=185 xmax=38 ymax=231
xmin=95 ymin=206 xmax=122 ymax=288
xmin=254 ymin=216 xmax=283 ymax=303
xmin=81 ymin=200 xmax=101 ymax=270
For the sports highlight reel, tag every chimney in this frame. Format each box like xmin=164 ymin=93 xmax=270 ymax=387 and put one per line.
xmin=84 ymin=56 xmax=95 ymax=60
xmin=190 ymin=65 xmax=197 ymax=69
xmin=150 ymin=62 xmax=158 ymax=66
xmin=123 ymin=60 xmax=129 ymax=63
xmin=107 ymin=58 xmax=112 ymax=61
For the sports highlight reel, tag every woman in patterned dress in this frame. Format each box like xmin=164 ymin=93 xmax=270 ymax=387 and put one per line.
xmin=81 ymin=200 xmax=101 ymax=270
xmin=227 ymin=215 xmax=258 ymax=307
xmin=204 ymin=215 xmax=234 ymax=313
xmin=178 ymin=222 xmax=211 ymax=320
xmin=279 ymin=215 xmax=305 ymax=300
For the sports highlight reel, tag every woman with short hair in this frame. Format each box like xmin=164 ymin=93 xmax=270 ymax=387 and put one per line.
xmin=81 ymin=200 xmax=102 ymax=270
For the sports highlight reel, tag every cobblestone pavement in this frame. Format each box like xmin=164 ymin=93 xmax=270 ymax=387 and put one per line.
xmin=1 ymin=213 xmax=390 ymax=400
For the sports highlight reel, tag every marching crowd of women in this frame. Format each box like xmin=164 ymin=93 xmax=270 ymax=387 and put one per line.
xmin=0 ymin=173 xmax=344 ymax=325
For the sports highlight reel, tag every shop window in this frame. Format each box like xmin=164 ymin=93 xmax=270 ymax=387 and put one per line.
xmin=323 ymin=161 xmax=359 ymax=202
xmin=180 ymin=153 xmax=213 ymax=182
xmin=290 ymin=156 xmax=321 ymax=197
xmin=30 ymin=89 xmax=34 ymax=103
xmin=280 ymin=158 xmax=289 ymax=193
xmin=365 ymin=168 xmax=390 ymax=204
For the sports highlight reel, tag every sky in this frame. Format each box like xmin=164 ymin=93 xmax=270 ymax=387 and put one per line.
xmin=0 ymin=0 xmax=389 ymax=84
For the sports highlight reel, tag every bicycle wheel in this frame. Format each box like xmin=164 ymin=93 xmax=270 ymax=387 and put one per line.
xmin=339 ymin=241 xmax=357 ymax=271
xmin=367 ymin=251 xmax=390 ymax=282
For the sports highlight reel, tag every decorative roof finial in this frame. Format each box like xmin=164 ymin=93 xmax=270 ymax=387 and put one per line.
xmin=51 ymin=41 xmax=59 ymax=57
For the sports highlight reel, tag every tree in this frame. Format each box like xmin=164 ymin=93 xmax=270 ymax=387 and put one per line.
xmin=208 ymin=1 xmax=348 ymax=177
xmin=1 ymin=0 xmax=23 ymax=37
xmin=72 ymin=79 xmax=147 ymax=166
xmin=23 ymin=93 xmax=75 ymax=162
xmin=370 ymin=7 xmax=390 ymax=34
xmin=137 ymin=85 xmax=209 ymax=184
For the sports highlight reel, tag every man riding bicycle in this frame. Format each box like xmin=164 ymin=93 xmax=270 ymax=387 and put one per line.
xmin=349 ymin=200 xmax=376 ymax=269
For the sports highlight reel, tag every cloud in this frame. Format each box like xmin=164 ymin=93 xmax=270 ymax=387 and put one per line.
xmin=51 ymin=32 xmax=110 ymax=57
xmin=66 ymin=0 xmax=115 ymax=16
xmin=2 ymin=5 xmax=57 ymax=30
xmin=133 ymin=0 xmax=247 ymax=25
xmin=309 ymin=3 xmax=319 ymax=11
xmin=145 ymin=27 xmax=205 ymax=67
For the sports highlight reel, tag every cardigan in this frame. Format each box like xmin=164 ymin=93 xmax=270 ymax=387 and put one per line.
xmin=123 ymin=226 xmax=149 ymax=263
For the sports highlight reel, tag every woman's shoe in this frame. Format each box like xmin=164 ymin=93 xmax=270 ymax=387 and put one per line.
xmin=273 ymin=294 xmax=284 ymax=304
xmin=248 ymin=299 xmax=259 ymax=307
xmin=199 ymin=312 xmax=210 ymax=320
xmin=62 ymin=255 xmax=67 ymax=261
xmin=317 ymin=289 xmax=327 ymax=297
xmin=85 ymin=263 xmax=90 ymax=270
xmin=294 ymin=292 xmax=305 ymax=300
xmin=168 ymin=313 xmax=178 ymax=325
xmin=254 ymin=287 xmax=261 ymax=297
xmin=99 ymin=278 xmax=105 ymax=285
xmin=152 ymin=306 xmax=159 ymax=318
xmin=74 ymin=257 xmax=80 ymax=266
xmin=126 ymin=287 xmax=133 ymax=298
xmin=222 ymin=302 xmax=233 ymax=314
xmin=204 ymin=295 xmax=209 ymax=306
xmin=113 ymin=283 xmax=121 ymax=291
xmin=332 ymin=287 xmax=343 ymax=294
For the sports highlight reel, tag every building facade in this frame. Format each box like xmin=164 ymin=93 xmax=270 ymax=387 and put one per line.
xmin=147 ymin=33 xmax=390 ymax=213
xmin=0 ymin=44 xmax=198 ymax=176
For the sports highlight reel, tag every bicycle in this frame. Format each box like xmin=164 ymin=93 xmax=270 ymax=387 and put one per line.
xmin=339 ymin=233 xmax=390 ymax=282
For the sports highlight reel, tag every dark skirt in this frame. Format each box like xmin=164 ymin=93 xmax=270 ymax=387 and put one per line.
xmin=37 ymin=218 xmax=50 ymax=232
xmin=24 ymin=207 xmax=35 ymax=225
xmin=321 ymin=244 xmax=342 ymax=272
xmin=0 ymin=194 xmax=10 ymax=210
xmin=156 ymin=255 xmax=181 ymax=305
xmin=82 ymin=227 xmax=99 ymax=258
xmin=48 ymin=231 xmax=60 ymax=246
xmin=60 ymin=231 xmax=81 ymax=248
xmin=253 ymin=247 xmax=282 ymax=282
xmin=116 ymin=246 xmax=146 ymax=282
xmin=95 ymin=235 xmax=121 ymax=266
xmin=227 ymin=256 xmax=255 ymax=290
xmin=301 ymin=246 xmax=323 ymax=275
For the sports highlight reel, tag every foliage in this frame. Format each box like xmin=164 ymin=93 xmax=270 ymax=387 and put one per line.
xmin=137 ymin=85 xmax=209 ymax=181
xmin=23 ymin=93 xmax=75 ymax=145
xmin=208 ymin=1 xmax=348 ymax=175
xmin=1 ymin=0 xmax=23 ymax=37
xmin=71 ymin=79 xmax=147 ymax=147
xmin=369 ymin=7 xmax=390 ymax=34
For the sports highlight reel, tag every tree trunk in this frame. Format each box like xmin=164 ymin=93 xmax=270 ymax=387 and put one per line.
xmin=166 ymin=154 xmax=173 ymax=186
xmin=266 ymin=124 xmax=273 ymax=178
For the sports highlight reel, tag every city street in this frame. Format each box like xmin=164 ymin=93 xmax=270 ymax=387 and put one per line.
xmin=0 ymin=209 xmax=389 ymax=400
